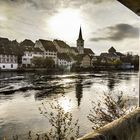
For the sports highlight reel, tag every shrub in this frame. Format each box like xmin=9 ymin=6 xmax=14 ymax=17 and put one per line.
xmin=87 ymin=92 xmax=136 ymax=130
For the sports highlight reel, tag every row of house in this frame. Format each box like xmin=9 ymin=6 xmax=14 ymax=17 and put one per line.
xmin=0 ymin=27 xmax=95 ymax=70
xmin=1 ymin=27 xmax=137 ymax=71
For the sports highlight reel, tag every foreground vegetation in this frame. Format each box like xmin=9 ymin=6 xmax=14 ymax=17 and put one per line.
xmin=3 ymin=93 xmax=136 ymax=140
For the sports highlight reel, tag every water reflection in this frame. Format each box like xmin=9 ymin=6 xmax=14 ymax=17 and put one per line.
xmin=0 ymin=71 xmax=139 ymax=139
xmin=75 ymin=75 xmax=83 ymax=106
xmin=107 ymin=72 xmax=131 ymax=91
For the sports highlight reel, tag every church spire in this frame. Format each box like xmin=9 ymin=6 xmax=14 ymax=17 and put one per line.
xmin=77 ymin=26 xmax=84 ymax=54
xmin=78 ymin=26 xmax=83 ymax=40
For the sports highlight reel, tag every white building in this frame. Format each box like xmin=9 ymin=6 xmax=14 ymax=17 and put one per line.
xmin=21 ymin=39 xmax=44 ymax=67
xmin=57 ymin=53 xmax=73 ymax=70
xmin=0 ymin=38 xmax=18 ymax=70
xmin=22 ymin=47 xmax=44 ymax=67
xmin=0 ymin=54 xmax=18 ymax=70
xmin=35 ymin=39 xmax=57 ymax=64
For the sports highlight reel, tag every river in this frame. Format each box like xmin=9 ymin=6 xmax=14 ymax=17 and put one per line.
xmin=0 ymin=71 xmax=139 ymax=139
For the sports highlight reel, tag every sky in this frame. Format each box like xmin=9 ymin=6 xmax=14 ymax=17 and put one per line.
xmin=0 ymin=0 xmax=139 ymax=55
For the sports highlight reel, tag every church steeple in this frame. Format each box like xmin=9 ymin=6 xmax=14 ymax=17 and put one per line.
xmin=77 ymin=26 xmax=84 ymax=54
xmin=78 ymin=26 xmax=83 ymax=40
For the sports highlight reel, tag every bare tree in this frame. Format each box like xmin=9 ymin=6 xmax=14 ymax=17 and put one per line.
xmin=87 ymin=92 xmax=135 ymax=130
xmin=39 ymin=98 xmax=79 ymax=140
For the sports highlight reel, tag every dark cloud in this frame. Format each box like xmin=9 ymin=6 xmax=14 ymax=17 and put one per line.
xmin=90 ymin=23 xmax=139 ymax=42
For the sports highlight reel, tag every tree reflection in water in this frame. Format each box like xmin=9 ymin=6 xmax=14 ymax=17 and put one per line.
xmin=75 ymin=75 xmax=83 ymax=107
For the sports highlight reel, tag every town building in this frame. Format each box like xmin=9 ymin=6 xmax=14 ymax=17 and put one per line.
xmin=75 ymin=27 xmax=94 ymax=68
xmin=100 ymin=47 xmax=121 ymax=63
xmin=53 ymin=39 xmax=70 ymax=53
xmin=35 ymin=39 xmax=57 ymax=64
xmin=57 ymin=53 xmax=73 ymax=70
xmin=20 ymin=39 xmax=43 ymax=67
xmin=70 ymin=47 xmax=78 ymax=55
xmin=0 ymin=37 xmax=18 ymax=70
xmin=76 ymin=54 xmax=92 ymax=68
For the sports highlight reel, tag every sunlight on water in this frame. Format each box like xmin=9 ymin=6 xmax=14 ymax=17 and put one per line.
xmin=58 ymin=96 xmax=73 ymax=112
xmin=0 ymin=71 xmax=139 ymax=139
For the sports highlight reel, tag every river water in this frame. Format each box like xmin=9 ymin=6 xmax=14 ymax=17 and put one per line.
xmin=0 ymin=71 xmax=139 ymax=139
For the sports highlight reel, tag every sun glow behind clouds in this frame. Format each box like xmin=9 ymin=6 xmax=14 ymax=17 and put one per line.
xmin=48 ymin=9 xmax=83 ymax=41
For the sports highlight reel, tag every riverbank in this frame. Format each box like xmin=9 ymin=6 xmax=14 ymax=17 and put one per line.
xmin=0 ymin=66 xmax=139 ymax=73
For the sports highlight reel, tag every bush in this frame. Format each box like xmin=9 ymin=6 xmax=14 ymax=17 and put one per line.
xmin=39 ymin=98 xmax=79 ymax=140
xmin=87 ymin=92 xmax=136 ymax=130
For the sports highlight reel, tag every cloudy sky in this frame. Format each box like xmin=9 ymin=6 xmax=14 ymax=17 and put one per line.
xmin=0 ymin=0 xmax=139 ymax=54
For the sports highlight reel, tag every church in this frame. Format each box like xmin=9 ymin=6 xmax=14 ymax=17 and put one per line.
xmin=76 ymin=26 xmax=94 ymax=56
xmin=75 ymin=27 xmax=95 ymax=68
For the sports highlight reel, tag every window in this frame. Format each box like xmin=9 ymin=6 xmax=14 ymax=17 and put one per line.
xmin=11 ymin=64 xmax=13 ymax=68
xmin=3 ymin=65 xmax=5 ymax=68
xmin=23 ymin=58 xmax=27 ymax=61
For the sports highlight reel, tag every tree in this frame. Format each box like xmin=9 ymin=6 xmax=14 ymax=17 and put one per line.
xmin=87 ymin=92 xmax=135 ymax=130
xmin=31 ymin=57 xmax=44 ymax=68
xmin=43 ymin=57 xmax=55 ymax=69
xmin=31 ymin=57 xmax=55 ymax=68
xmin=38 ymin=98 xmax=79 ymax=140
xmin=9 ymin=98 xmax=79 ymax=140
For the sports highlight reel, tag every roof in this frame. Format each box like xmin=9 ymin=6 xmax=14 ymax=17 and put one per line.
xmin=20 ymin=39 xmax=35 ymax=47
xmin=0 ymin=37 xmax=9 ymax=43
xmin=57 ymin=53 xmax=71 ymax=62
xmin=0 ymin=38 xmax=21 ymax=56
xmin=77 ymin=27 xmax=84 ymax=40
xmin=116 ymin=52 xmax=125 ymax=56
xmin=22 ymin=45 xmax=43 ymax=53
xmin=71 ymin=47 xmax=78 ymax=53
xmin=39 ymin=39 xmax=57 ymax=52
xmin=34 ymin=47 xmax=43 ymax=53
xmin=100 ymin=52 xmax=119 ymax=57
xmin=108 ymin=47 xmax=116 ymax=53
xmin=84 ymin=48 xmax=94 ymax=55
xmin=53 ymin=39 xmax=70 ymax=49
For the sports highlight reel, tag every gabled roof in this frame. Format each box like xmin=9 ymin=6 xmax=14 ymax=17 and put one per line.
xmin=0 ymin=37 xmax=22 ymax=56
xmin=116 ymin=52 xmax=125 ymax=56
xmin=100 ymin=53 xmax=109 ymax=57
xmin=20 ymin=39 xmax=35 ymax=47
xmin=84 ymin=48 xmax=94 ymax=55
xmin=39 ymin=39 xmax=57 ymax=52
xmin=71 ymin=47 xmax=78 ymax=52
xmin=0 ymin=37 xmax=9 ymax=43
xmin=34 ymin=47 xmax=43 ymax=53
xmin=22 ymin=45 xmax=43 ymax=53
xmin=53 ymin=39 xmax=70 ymax=49
xmin=100 ymin=52 xmax=119 ymax=57
xmin=108 ymin=47 xmax=116 ymax=53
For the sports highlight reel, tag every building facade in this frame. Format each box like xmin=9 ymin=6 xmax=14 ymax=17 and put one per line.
xmin=21 ymin=39 xmax=44 ymax=67
xmin=0 ymin=38 xmax=18 ymax=70
xmin=35 ymin=39 xmax=57 ymax=64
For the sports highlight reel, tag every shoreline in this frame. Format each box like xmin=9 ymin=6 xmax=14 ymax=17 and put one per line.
xmin=0 ymin=67 xmax=139 ymax=73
